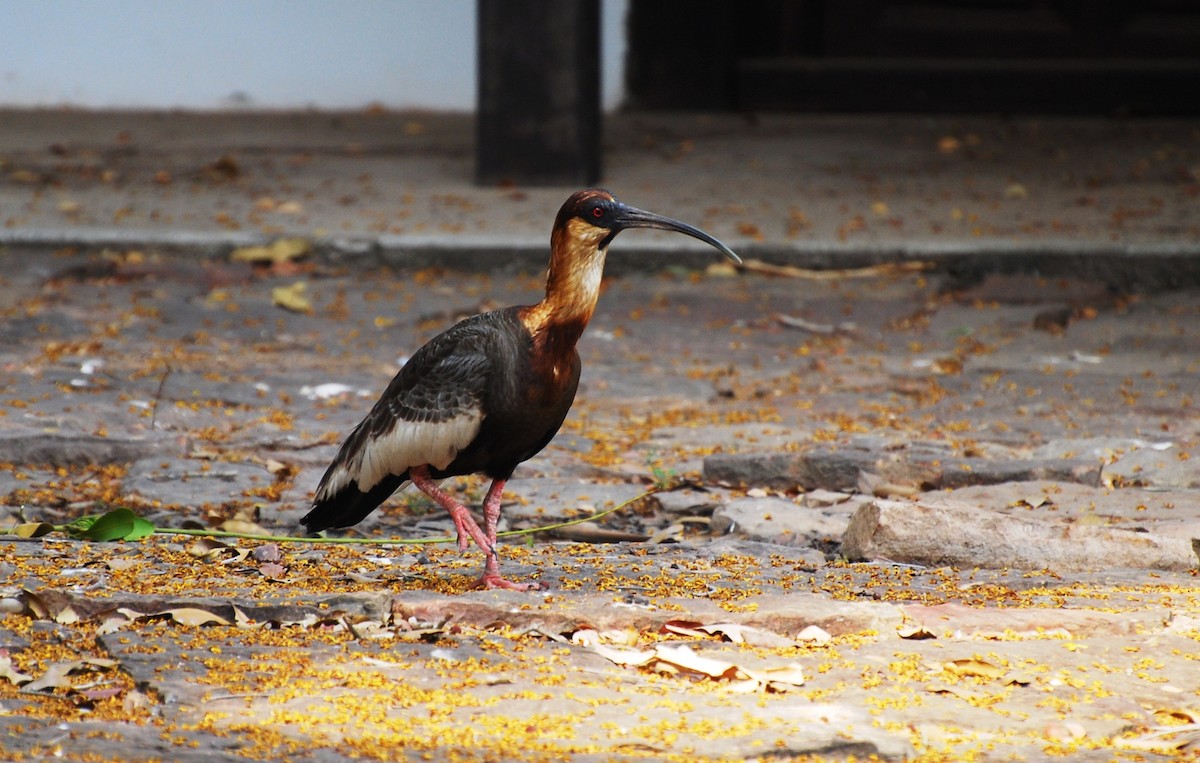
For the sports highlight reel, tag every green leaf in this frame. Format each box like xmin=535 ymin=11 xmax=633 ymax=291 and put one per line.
xmin=126 ymin=516 xmax=156 ymax=541
xmin=61 ymin=514 xmax=100 ymax=538
xmin=80 ymin=509 xmax=155 ymax=542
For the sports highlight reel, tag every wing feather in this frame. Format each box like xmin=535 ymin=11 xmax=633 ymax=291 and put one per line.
xmin=312 ymin=317 xmax=497 ymax=502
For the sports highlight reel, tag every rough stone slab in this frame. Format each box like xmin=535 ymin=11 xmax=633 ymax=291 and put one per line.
xmin=704 ymin=449 xmax=877 ymax=490
xmin=0 ymin=431 xmax=163 ymax=467
xmin=842 ymin=498 xmax=1197 ymax=572
xmin=1105 ymin=443 xmax=1200 ymax=489
xmin=391 ymin=590 xmax=905 ymax=638
xmin=17 ymin=587 xmax=392 ymax=625
xmin=897 ymin=456 xmax=1102 ymax=490
xmin=704 ymin=446 xmax=1103 ymax=492
xmin=711 ymin=496 xmax=849 ymax=546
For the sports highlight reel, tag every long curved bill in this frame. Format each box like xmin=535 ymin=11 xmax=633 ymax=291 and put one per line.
xmin=613 ymin=204 xmax=742 ymax=265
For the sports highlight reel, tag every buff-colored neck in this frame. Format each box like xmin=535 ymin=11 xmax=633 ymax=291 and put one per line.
xmin=522 ymin=218 xmax=609 ymax=340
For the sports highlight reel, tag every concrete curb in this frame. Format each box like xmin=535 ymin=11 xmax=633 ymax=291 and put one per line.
xmin=3 ymin=227 xmax=1199 ymax=287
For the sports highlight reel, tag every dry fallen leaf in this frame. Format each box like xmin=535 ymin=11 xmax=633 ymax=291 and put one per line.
xmin=696 ymin=622 xmax=794 ymax=649
xmin=795 ymin=625 xmax=832 ymax=645
xmin=651 ymin=644 xmax=740 ymax=680
xmin=0 ymin=652 xmax=34 ymax=686
xmin=942 ymin=658 xmax=1005 ymax=680
xmin=24 ymin=658 xmax=117 ymax=693
xmin=187 ymin=537 xmax=252 ymax=564
xmin=271 ymin=281 xmax=313 ymax=313
xmin=161 ymin=608 xmax=233 ymax=627
xmin=231 ymin=237 xmax=311 ymax=265
xmin=591 ymin=643 xmax=656 ymax=668
xmin=218 ymin=517 xmax=271 ymax=536
xmin=898 ymin=624 xmax=937 ymax=640
xmin=740 ymin=663 xmax=806 ymax=692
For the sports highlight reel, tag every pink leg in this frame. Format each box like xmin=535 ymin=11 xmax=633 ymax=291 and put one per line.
xmin=470 ymin=477 xmax=542 ymax=590
xmin=480 ymin=478 xmax=506 ymax=546
xmin=470 ymin=478 xmax=544 ymax=591
xmin=409 ymin=465 xmax=489 ymax=553
xmin=410 ymin=467 xmax=543 ymax=591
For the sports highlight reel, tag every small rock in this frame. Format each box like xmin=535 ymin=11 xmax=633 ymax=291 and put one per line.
xmin=801 ymin=489 xmax=853 ymax=508
xmin=251 ymin=544 xmax=282 ymax=563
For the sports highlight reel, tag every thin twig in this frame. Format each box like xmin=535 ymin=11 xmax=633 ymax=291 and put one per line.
xmin=739 ymin=258 xmax=932 ymax=280
xmin=150 ymin=365 xmax=172 ymax=430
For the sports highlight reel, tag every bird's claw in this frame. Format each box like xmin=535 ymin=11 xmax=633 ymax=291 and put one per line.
xmin=449 ymin=512 xmax=489 ymax=554
xmin=472 ymin=573 xmax=546 ymax=592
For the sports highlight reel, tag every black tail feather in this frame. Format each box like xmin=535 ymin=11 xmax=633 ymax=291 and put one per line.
xmin=301 ymin=474 xmax=408 ymax=533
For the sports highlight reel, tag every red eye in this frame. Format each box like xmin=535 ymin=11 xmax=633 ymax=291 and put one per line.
xmin=591 ymin=206 xmax=604 ymax=219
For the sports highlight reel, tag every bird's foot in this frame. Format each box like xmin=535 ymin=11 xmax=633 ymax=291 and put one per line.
xmin=471 ymin=572 xmax=546 ymax=592
xmin=448 ymin=509 xmax=491 ymax=554
xmin=470 ymin=552 xmax=545 ymax=591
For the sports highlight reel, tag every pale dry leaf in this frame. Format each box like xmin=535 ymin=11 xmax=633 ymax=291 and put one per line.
xmin=271 ymin=282 xmax=313 ymax=313
xmin=1043 ymin=721 xmax=1087 ymax=741
xmin=697 ymin=622 xmax=794 ymax=649
xmin=599 ymin=629 xmax=640 ymax=646
xmin=928 ymin=684 xmax=987 ymax=702
xmin=24 ymin=658 xmax=116 ymax=693
xmin=569 ymin=629 xmax=602 ymax=647
xmin=647 ymin=523 xmax=684 ymax=545
xmin=264 ymin=458 xmax=290 ymax=475
xmin=97 ymin=614 xmax=132 ymax=636
xmin=1004 ymin=183 xmax=1029 ymax=199
xmin=0 ymin=652 xmax=33 ymax=686
xmin=898 ymin=624 xmax=937 ymax=640
xmin=795 ymin=625 xmax=833 ymax=645
xmin=230 ymin=237 xmax=311 ymax=265
xmin=232 ymin=605 xmax=259 ymax=629
xmin=21 ymin=589 xmax=50 ymax=619
xmin=661 ymin=620 xmax=709 ymax=639
xmin=54 ymin=604 xmax=80 ymax=626
xmin=942 ymin=658 xmax=1006 ymax=680
xmin=164 ymin=608 xmax=232 ymax=627
xmin=591 ymin=644 xmax=656 ymax=668
xmin=651 ymin=644 xmax=740 ymax=680
xmin=741 ymin=663 xmax=806 ymax=691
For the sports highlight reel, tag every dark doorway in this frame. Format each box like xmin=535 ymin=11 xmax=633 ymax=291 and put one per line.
xmin=625 ymin=1 xmax=1200 ymax=114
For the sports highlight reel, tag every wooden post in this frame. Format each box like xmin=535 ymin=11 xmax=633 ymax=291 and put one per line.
xmin=476 ymin=0 xmax=601 ymax=186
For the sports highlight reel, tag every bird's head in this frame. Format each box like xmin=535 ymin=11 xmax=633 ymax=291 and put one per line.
xmin=554 ymin=189 xmax=741 ymax=264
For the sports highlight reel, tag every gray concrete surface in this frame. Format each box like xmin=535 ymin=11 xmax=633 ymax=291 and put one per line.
xmin=0 ymin=110 xmax=1199 ymax=761
xmin=2 ymin=110 xmax=1199 ymax=285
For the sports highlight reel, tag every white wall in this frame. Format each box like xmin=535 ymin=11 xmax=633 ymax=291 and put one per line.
xmin=0 ymin=0 xmax=627 ymax=110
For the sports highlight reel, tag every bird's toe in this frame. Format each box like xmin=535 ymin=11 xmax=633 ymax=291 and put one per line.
xmin=472 ymin=573 xmax=546 ymax=592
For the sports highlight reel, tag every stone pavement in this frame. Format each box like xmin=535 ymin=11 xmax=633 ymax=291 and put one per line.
xmin=0 ymin=110 xmax=1199 ymax=761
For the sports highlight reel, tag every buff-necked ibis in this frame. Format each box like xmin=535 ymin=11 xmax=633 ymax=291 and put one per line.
xmin=301 ymin=189 xmax=740 ymax=590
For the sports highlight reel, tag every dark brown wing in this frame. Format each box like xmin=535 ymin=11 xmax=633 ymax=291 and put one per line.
xmin=301 ymin=312 xmax=502 ymax=532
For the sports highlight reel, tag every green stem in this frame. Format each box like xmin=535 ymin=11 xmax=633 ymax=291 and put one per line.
xmin=112 ymin=488 xmax=657 ymax=546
